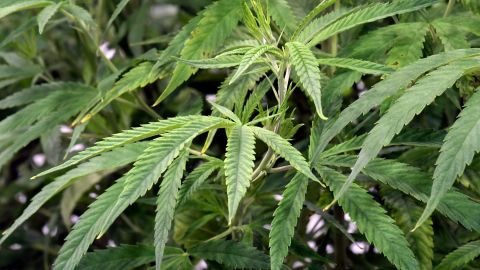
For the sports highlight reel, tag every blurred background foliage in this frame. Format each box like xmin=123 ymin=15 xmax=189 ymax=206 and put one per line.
xmin=1 ymin=0 xmax=480 ymax=269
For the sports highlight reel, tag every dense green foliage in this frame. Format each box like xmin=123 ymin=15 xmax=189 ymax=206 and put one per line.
xmin=1 ymin=0 xmax=480 ymax=269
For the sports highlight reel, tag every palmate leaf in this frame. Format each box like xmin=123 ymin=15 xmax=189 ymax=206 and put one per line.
xmin=416 ymin=89 xmax=480 ymax=229
xmin=310 ymin=48 xmax=480 ymax=163
xmin=155 ymin=150 xmax=189 ymax=270
xmin=0 ymin=143 xmax=147 ymax=245
xmin=97 ymin=117 xmax=231 ymax=236
xmin=317 ymin=57 xmax=394 ymax=75
xmin=317 ymin=167 xmax=419 ymax=270
xmin=154 ymin=0 xmax=244 ymax=105
xmin=333 ymin=58 xmax=480 ymax=210
xmin=230 ymin=45 xmax=277 ymax=84
xmin=286 ymin=41 xmax=327 ymax=120
xmin=225 ymin=125 xmax=256 ymax=223
xmin=77 ymin=245 xmax=154 ymax=270
xmin=177 ymin=158 xmax=223 ymax=206
xmin=269 ymin=174 xmax=308 ymax=270
xmin=435 ymin=240 xmax=480 ymax=270
xmin=188 ymin=240 xmax=270 ymax=269
xmin=249 ymin=126 xmax=321 ymax=185
xmin=303 ymin=0 xmax=437 ymax=47
xmin=34 ymin=115 xmax=206 ymax=178
xmin=52 ymin=118 xmax=230 ymax=270
xmin=319 ymin=155 xmax=480 ymax=232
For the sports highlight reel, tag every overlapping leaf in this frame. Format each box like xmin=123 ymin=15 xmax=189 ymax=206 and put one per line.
xmin=225 ymin=125 xmax=256 ymax=223
xmin=269 ymin=174 xmax=308 ymax=270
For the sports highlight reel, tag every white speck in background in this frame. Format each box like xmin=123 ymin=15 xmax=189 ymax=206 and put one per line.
xmin=9 ymin=243 xmax=22 ymax=250
xmin=195 ymin=259 xmax=208 ymax=270
xmin=206 ymin=94 xmax=217 ymax=103
xmin=273 ymin=194 xmax=283 ymax=201
xmin=59 ymin=125 xmax=73 ymax=134
xmin=69 ymin=144 xmax=85 ymax=153
xmin=99 ymin=42 xmax=116 ymax=60
xmin=70 ymin=215 xmax=80 ymax=224
xmin=350 ymin=241 xmax=369 ymax=254
xmin=107 ymin=240 xmax=117 ymax=248
xmin=325 ymin=244 xmax=334 ymax=254
xmin=15 ymin=192 xmax=27 ymax=204
xmin=33 ymin=153 xmax=46 ymax=167
xmin=307 ymin=241 xmax=318 ymax=251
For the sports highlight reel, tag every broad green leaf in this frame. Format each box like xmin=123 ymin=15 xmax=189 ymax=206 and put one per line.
xmin=37 ymin=2 xmax=61 ymax=34
xmin=311 ymin=48 xmax=480 ymax=164
xmin=77 ymin=245 xmax=154 ymax=270
xmin=286 ymin=41 xmax=327 ymax=120
xmin=97 ymin=118 xmax=231 ymax=236
xmin=154 ymin=0 xmax=244 ymax=105
xmin=52 ymin=118 xmax=229 ymax=270
xmin=269 ymin=174 xmax=308 ymax=270
xmin=319 ymin=155 xmax=480 ymax=232
xmin=249 ymin=126 xmax=321 ymax=185
xmin=318 ymin=167 xmax=419 ymax=270
xmin=333 ymin=58 xmax=480 ymax=210
xmin=155 ymin=150 xmax=189 ymax=270
xmin=416 ymin=89 xmax=480 ymax=229
xmin=317 ymin=57 xmax=394 ymax=74
xmin=225 ymin=125 xmax=256 ymax=223
xmin=33 ymin=115 xmax=206 ymax=178
xmin=177 ymin=158 xmax=223 ymax=206
xmin=188 ymin=240 xmax=270 ymax=269
xmin=435 ymin=240 xmax=480 ymax=270
xmin=0 ymin=143 xmax=147 ymax=245
xmin=302 ymin=0 xmax=437 ymax=47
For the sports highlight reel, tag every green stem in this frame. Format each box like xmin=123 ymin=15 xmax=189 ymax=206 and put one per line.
xmin=443 ymin=0 xmax=455 ymax=17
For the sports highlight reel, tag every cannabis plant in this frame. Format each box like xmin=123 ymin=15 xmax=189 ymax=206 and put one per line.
xmin=1 ymin=0 xmax=480 ymax=269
